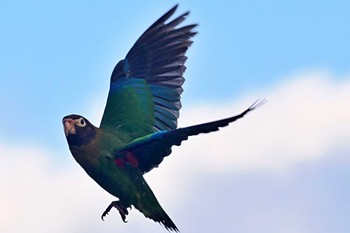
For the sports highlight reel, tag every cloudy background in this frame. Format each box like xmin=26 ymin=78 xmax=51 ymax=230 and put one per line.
xmin=1 ymin=1 xmax=350 ymax=233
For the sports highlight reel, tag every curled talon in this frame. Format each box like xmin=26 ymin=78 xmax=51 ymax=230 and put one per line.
xmin=101 ymin=201 xmax=129 ymax=223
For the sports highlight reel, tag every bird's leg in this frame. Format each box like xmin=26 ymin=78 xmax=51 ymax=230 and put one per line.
xmin=101 ymin=201 xmax=129 ymax=223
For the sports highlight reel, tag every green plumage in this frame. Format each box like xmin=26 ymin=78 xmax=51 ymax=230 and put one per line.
xmin=62 ymin=5 xmax=264 ymax=232
xmin=101 ymin=78 xmax=155 ymax=138
xmin=66 ymin=119 xmax=180 ymax=231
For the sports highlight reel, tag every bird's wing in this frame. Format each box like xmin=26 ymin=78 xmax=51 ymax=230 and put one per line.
xmin=113 ymin=100 xmax=265 ymax=173
xmin=100 ymin=5 xmax=197 ymax=140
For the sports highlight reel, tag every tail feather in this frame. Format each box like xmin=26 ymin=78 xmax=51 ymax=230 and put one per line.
xmin=127 ymin=99 xmax=265 ymax=231
xmin=143 ymin=208 xmax=179 ymax=232
xmin=134 ymin=183 xmax=179 ymax=232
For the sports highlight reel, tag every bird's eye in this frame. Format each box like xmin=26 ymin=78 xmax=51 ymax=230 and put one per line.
xmin=76 ymin=117 xmax=86 ymax=127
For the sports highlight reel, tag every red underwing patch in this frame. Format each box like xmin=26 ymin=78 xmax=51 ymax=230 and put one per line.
xmin=125 ymin=151 xmax=139 ymax=167
xmin=114 ymin=158 xmax=125 ymax=168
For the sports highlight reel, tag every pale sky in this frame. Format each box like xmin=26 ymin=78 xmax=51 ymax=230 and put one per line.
xmin=1 ymin=1 xmax=350 ymax=233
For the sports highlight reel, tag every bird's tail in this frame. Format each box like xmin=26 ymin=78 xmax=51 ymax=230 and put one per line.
xmin=134 ymin=183 xmax=179 ymax=232
xmin=142 ymin=205 xmax=179 ymax=232
xmin=128 ymin=99 xmax=266 ymax=231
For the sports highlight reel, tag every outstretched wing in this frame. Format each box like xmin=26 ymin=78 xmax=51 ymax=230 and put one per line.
xmin=100 ymin=5 xmax=197 ymax=140
xmin=113 ymin=100 xmax=265 ymax=173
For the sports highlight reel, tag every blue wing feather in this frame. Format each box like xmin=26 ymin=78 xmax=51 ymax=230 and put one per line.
xmin=114 ymin=100 xmax=264 ymax=173
xmin=100 ymin=5 xmax=197 ymax=138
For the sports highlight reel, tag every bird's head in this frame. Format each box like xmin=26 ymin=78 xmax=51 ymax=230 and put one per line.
xmin=62 ymin=114 xmax=96 ymax=147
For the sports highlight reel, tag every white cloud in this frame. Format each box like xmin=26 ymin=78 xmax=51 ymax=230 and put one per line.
xmin=1 ymin=70 xmax=349 ymax=233
xmin=174 ymin=70 xmax=350 ymax=173
xmin=0 ymin=144 xmax=111 ymax=233
xmin=89 ymin=70 xmax=350 ymax=177
xmin=84 ymin=69 xmax=350 ymax=211
xmin=145 ymin=70 xmax=350 ymax=208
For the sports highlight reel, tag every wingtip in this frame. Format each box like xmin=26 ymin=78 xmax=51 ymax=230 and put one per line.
xmin=169 ymin=4 xmax=191 ymax=22
xmin=153 ymin=4 xmax=180 ymax=27
xmin=168 ymin=4 xmax=179 ymax=16
xmin=249 ymin=98 xmax=267 ymax=111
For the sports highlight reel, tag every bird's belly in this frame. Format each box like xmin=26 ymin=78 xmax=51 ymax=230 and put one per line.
xmin=83 ymin=157 xmax=138 ymax=206
xmin=70 ymin=144 xmax=141 ymax=206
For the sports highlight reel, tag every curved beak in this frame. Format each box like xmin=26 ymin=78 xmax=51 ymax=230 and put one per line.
xmin=63 ymin=119 xmax=76 ymax=136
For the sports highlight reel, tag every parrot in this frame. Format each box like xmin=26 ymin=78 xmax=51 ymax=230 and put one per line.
xmin=62 ymin=4 xmax=264 ymax=232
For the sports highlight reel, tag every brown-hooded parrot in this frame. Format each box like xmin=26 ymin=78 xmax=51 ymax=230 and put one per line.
xmin=62 ymin=4 xmax=264 ymax=232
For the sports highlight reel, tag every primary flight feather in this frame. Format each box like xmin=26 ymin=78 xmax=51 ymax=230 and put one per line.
xmin=63 ymin=5 xmax=264 ymax=232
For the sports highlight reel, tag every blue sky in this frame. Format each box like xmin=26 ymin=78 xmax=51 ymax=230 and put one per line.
xmin=2 ymin=0 xmax=350 ymax=146
xmin=1 ymin=1 xmax=350 ymax=233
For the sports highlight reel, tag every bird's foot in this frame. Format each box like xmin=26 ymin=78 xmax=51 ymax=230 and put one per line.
xmin=101 ymin=201 xmax=129 ymax=223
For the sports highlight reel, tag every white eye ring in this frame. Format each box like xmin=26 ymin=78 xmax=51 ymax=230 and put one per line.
xmin=76 ymin=117 xmax=86 ymax=127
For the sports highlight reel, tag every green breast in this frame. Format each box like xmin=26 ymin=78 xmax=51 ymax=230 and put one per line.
xmin=70 ymin=128 xmax=142 ymax=205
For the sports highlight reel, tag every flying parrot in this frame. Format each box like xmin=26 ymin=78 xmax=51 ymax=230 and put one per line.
xmin=63 ymin=4 xmax=264 ymax=232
